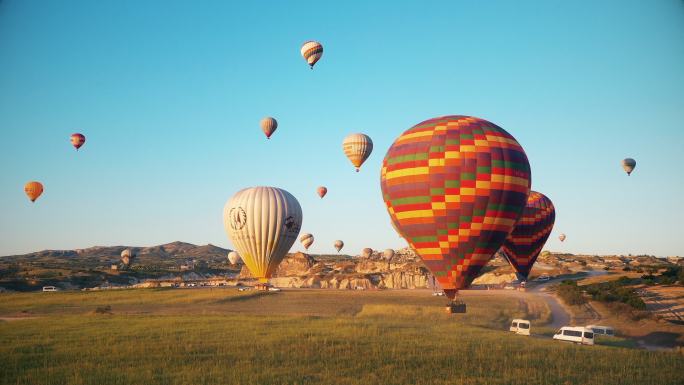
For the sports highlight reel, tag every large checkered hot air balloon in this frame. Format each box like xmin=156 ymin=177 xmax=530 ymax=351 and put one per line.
xmin=500 ymin=191 xmax=555 ymax=281
xmin=380 ymin=116 xmax=531 ymax=311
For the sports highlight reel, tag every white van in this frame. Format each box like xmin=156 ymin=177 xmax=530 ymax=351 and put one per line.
xmin=553 ymin=326 xmax=594 ymax=345
xmin=42 ymin=286 xmax=58 ymax=292
xmin=509 ymin=319 xmax=531 ymax=335
xmin=587 ymin=325 xmax=615 ymax=337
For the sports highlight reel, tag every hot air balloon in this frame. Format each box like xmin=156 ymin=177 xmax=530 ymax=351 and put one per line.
xmin=70 ymin=133 xmax=86 ymax=150
xmin=301 ymin=41 xmax=323 ymax=69
xmin=383 ymin=249 xmax=395 ymax=260
xmin=500 ymin=191 xmax=555 ymax=281
xmin=361 ymin=248 xmax=373 ymax=258
xmin=121 ymin=249 xmax=135 ymax=266
xmin=261 ymin=117 xmax=278 ymax=139
xmin=228 ymin=251 xmax=241 ymax=265
xmin=317 ymin=186 xmax=327 ymax=198
xmin=334 ymin=240 xmax=344 ymax=252
xmin=24 ymin=181 xmax=44 ymax=203
xmin=622 ymin=158 xmax=636 ymax=176
xmin=343 ymin=133 xmax=373 ymax=172
xmin=223 ymin=186 xmax=302 ymax=283
xmin=300 ymin=233 xmax=314 ymax=250
xmin=559 ymin=234 xmax=566 ymax=242
xmin=381 ymin=116 xmax=531 ymax=312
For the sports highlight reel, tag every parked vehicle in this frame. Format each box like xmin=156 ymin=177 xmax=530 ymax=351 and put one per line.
xmin=535 ymin=275 xmax=550 ymax=282
xmin=42 ymin=286 xmax=58 ymax=292
xmin=238 ymin=286 xmax=252 ymax=292
xmin=553 ymin=326 xmax=594 ymax=345
xmin=268 ymin=287 xmax=281 ymax=292
xmin=509 ymin=319 xmax=531 ymax=336
xmin=587 ymin=325 xmax=615 ymax=337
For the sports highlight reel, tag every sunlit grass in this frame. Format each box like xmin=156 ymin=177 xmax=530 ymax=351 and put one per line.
xmin=0 ymin=289 xmax=681 ymax=385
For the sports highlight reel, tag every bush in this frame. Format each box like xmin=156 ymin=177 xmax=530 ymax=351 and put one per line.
xmin=556 ymin=280 xmax=587 ymax=306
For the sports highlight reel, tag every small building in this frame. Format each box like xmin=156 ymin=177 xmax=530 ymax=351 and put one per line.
xmin=110 ymin=264 xmax=119 ymax=271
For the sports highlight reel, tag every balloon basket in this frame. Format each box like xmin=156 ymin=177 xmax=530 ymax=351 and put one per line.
xmin=255 ymin=283 xmax=270 ymax=291
xmin=446 ymin=301 xmax=466 ymax=314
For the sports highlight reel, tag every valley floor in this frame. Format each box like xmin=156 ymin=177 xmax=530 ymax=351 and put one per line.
xmin=0 ymin=289 xmax=682 ymax=385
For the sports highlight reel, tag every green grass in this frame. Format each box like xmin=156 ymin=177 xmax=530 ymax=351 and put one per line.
xmin=0 ymin=289 xmax=682 ymax=385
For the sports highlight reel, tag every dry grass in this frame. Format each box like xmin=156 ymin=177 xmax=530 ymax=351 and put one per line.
xmin=0 ymin=289 xmax=682 ymax=385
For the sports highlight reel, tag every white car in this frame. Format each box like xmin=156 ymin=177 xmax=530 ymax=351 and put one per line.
xmin=535 ymin=275 xmax=551 ymax=282
xmin=509 ymin=319 xmax=531 ymax=336
xmin=268 ymin=287 xmax=281 ymax=292
xmin=553 ymin=326 xmax=594 ymax=345
xmin=238 ymin=287 xmax=252 ymax=292
xmin=432 ymin=292 xmax=445 ymax=296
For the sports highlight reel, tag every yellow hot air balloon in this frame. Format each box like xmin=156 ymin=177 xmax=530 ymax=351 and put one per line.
xmin=223 ymin=186 xmax=303 ymax=283
xmin=342 ymin=133 xmax=373 ymax=172
xmin=301 ymin=41 xmax=323 ymax=69
xmin=334 ymin=240 xmax=344 ymax=252
xmin=300 ymin=233 xmax=314 ymax=250
xmin=24 ymin=181 xmax=44 ymax=202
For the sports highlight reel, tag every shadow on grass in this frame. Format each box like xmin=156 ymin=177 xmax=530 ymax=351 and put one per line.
xmin=212 ymin=291 xmax=274 ymax=304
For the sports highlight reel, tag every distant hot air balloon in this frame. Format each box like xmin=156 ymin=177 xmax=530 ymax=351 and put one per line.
xmin=361 ymin=248 xmax=373 ymax=258
xmin=559 ymin=234 xmax=566 ymax=242
xmin=343 ymin=133 xmax=373 ymax=172
xmin=223 ymin=186 xmax=302 ymax=282
xmin=70 ymin=133 xmax=86 ymax=150
xmin=317 ymin=186 xmax=327 ymax=198
xmin=383 ymin=249 xmax=395 ymax=260
xmin=622 ymin=158 xmax=636 ymax=176
xmin=24 ymin=181 xmax=44 ymax=203
xmin=228 ymin=251 xmax=241 ymax=265
xmin=301 ymin=41 xmax=323 ymax=69
xmin=381 ymin=116 xmax=531 ymax=307
xmin=261 ymin=117 xmax=278 ymax=139
xmin=334 ymin=240 xmax=344 ymax=253
xmin=300 ymin=233 xmax=314 ymax=250
xmin=501 ymin=191 xmax=555 ymax=281
xmin=121 ymin=249 xmax=136 ymax=266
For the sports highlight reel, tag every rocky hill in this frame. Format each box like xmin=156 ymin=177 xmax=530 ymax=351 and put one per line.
xmin=0 ymin=242 xmax=678 ymax=292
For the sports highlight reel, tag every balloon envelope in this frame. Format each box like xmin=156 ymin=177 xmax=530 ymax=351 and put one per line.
xmin=343 ymin=133 xmax=373 ymax=172
xmin=622 ymin=158 xmax=636 ymax=176
xmin=24 ymin=181 xmax=44 ymax=202
xmin=559 ymin=234 xmax=566 ymax=242
xmin=334 ymin=240 xmax=344 ymax=252
xmin=317 ymin=186 xmax=327 ymax=198
xmin=223 ymin=186 xmax=302 ymax=282
xmin=380 ymin=116 xmax=531 ymax=299
xmin=501 ymin=191 xmax=555 ymax=280
xmin=70 ymin=133 xmax=85 ymax=150
xmin=228 ymin=251 xmax=241 ymax=265
xmin=300 ymin=233 xmax=314 ymax=250
xmin=261 ymin=117 xmax=278 ymax=139
xmin=383 ymin=249 xmax=395 ymax=259
xmin=120 ymin=249 xmax=135 ymax=265
xmin=301 ymin=41 xmax=323 ymax=69
xmin=361 ymin=248 xmax=373 ymax=258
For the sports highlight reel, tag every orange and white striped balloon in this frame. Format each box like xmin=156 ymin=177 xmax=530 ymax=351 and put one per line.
xmin=342 ymin=133 xmax=373 ymax=172
xmin=301 ymin=41 xmax=323 ymax=69
xmin=24 ymin=181 xmax=44 ymax=202
xmin=261 ymin=117 xmax=278 ymax=139
xmin=299 ymin=233 xmax=314 ymax=250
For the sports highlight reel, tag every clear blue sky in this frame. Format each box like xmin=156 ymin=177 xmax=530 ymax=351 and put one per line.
xmin=1 ymin=0 xmax=682 ymax=257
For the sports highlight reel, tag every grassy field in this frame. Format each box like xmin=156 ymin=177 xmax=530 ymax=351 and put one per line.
xmin=0 ymin=289 xmax=682 ymax=385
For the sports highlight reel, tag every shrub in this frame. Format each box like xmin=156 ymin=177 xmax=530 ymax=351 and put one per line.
xmin=556 ymin=280 xmax=586 ymax=305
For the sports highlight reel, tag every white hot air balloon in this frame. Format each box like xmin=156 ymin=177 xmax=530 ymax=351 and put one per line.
xmin=334 ymin=240 xmax=344 ymax=252
xmin=361 ymin=248 xmax=373 ymax=258
xmin=383 ymin=249 xmax=395 ymax=260
xmin=121 ymin=249 xmax=135 ymax=266
xmin=300 ymin=233 xmax=314 ymax=250
xmin=228 ymin=251 xmax=241 ymax=265
xmin=223 ymin=186 xmax=303 ymax=283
